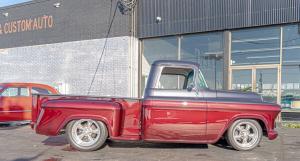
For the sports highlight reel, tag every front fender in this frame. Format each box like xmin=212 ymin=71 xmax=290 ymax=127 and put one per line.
xmin=212 ymin=114 xmax=270 ymax=143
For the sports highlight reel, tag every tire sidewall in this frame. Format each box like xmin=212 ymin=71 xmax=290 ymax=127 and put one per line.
xmin=227 ymin=119 xmax=262 ymax=151
xmin=66 ymin=119 xmax=108 ymax=151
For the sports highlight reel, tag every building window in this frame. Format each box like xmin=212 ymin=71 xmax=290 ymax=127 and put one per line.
xmin=0 ymin=0 xmax=31 ymax=7
xmin=282 ymin=66 xmax=300 ymax=101
xmin=231 ymin=69 xmax=252 ymax=92
xmin=181 ymin=33 xmax=224 ymax=89
xmin=142 ymin=36 xmax=178 ymax=94
xmin=141 ymin=32 xmax=225 ymax=94
xmin=281 ymin=25 xmax=300 ymax=109
xmin=283 ymin=25 xmax=300 ymax=65
xmin=255 ymin=68 xmax=278 ymax=103
xmin=231 ymin=27 xmax=280 ymax=65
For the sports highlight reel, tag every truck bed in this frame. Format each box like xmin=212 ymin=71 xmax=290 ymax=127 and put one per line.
xmin=31 ymin=94 xmax=142 ymax=140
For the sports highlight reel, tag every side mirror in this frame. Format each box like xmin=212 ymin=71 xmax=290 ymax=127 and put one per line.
xmin=187 ymin=83 xmax=195 ymax=92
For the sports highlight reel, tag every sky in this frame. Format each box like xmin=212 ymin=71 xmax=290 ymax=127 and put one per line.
xmin=0 ymin=0 xmax=31 ymax=7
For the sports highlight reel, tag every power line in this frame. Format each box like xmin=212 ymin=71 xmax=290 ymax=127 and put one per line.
xmin=87 ymin=1 xmax=118 ymax=95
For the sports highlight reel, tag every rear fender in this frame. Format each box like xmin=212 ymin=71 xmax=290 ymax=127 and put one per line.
xmin=36 ymin=100 xmax=122 ymax=137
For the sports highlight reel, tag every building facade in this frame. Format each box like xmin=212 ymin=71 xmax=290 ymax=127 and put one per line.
xmin=0 ymin=0 xmax=300 ymax=119
xmin=139 ymin=0 xmax=300 ymax=115
xmin=0 ymin=0 xmax=138 ymax=97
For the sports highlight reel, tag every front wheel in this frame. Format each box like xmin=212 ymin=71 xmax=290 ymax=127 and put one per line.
xmin=66 ymin=119 xmax=108 ymax=151
xmin=226 ymin=119 xmax=262 ymax=151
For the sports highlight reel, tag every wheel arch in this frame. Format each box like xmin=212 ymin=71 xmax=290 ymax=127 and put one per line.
xmin=58 ymin=115 xmax=113 ymax=137
xmin=217 ymin=115 xmax=269 ymax=143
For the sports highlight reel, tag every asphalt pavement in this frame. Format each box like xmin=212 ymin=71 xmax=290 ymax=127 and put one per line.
xmin=0 ymin=125 xmax=299 ymax=161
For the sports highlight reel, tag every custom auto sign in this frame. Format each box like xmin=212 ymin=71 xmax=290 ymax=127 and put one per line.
xmin=0 ymin=15 xmax=53 ymax=35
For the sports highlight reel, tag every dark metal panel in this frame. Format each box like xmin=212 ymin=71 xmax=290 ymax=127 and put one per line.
xmin=0 ymin=0 xmax=130 ymax=49
xmin=138 ymin=0 xmax=300 ymax=38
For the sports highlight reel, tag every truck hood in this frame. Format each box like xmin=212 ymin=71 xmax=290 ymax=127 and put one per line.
xmin=204 ymin=89 xmax=264 ymax=104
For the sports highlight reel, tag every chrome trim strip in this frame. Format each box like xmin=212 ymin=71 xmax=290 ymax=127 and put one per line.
xmin=0 ymin=120 xmax=30 ymax=124
xmin=34 ymin=108 xmax=45 ymax=130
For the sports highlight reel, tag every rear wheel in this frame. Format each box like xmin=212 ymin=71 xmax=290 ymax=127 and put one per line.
xmin=226 ymin=119 xmax=262 ymax=151
xmin=66 ymin=119 xmax=108 ymax=151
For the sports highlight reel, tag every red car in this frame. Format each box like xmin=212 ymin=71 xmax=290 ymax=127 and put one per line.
xmin=31 ymin=60 xmax=280 ymax=151
xmin=0 ymin=83 xmax=59 ymax=123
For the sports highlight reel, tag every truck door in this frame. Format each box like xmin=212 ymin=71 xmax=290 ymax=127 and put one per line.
xmin=142 ymin=67 xmax=207 ymax=142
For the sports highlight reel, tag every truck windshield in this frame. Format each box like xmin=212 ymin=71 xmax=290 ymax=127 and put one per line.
xmin=198 ymin=70 xmax=208 ymax=89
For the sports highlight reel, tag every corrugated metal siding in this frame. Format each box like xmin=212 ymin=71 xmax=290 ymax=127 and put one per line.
xmin=138 ymin=0 xmax=300 ymax=38
xmin=0 ymin=0 xmax=130 ymax=49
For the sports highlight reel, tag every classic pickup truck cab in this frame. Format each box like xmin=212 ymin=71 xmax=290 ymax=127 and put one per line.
xmin=31 ymin=60 xmax=281 ymax=151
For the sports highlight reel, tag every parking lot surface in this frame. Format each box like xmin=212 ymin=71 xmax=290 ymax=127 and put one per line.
xmin=0 ymin=125 xmax=299 ymax=161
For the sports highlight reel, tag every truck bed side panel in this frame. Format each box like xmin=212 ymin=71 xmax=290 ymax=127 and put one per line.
xmin=33 ymin=95 xmax=142 ymax=140
xmin=36 ymin=100 xmax=122 ymax=137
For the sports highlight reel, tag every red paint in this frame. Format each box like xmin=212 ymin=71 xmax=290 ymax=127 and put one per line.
xmin=0 ymin=83 xmax=58 ymax=123
xmin=62 ymin=146 xmax=77 ymax=152
xmin=142 ymin=100 xmax=207 ymax=142
xmin=32 ymin=95 xmax=281 ymax=144
xmin=43 ymin=158 xmax=62 ymax=161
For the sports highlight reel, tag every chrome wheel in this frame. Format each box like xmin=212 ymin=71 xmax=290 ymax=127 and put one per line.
xmin=232 ymin=122 xmax=259 ymax=148
xmin=226 ymin=119 xmax=262 ymax=151
xmin=71 ymin=119 xmax=101 ymax=147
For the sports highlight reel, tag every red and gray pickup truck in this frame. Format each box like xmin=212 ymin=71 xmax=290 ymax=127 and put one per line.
xmin=31 ymin=60 xmax=281 ymax=151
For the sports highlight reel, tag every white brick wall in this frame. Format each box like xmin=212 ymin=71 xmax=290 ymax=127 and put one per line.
xmin=0 ymin=36 xmax=130 ymax=97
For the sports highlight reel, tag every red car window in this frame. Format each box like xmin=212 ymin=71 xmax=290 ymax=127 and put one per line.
xmin=31 ymin=87 xmax=52 ymax=94
xmin=1 ymin=87 xmax=18 ymax=96
xmin=0 ymin=87 xmax=30 ymax=97
xmin=20 ymin=88 xmax=30 ymax=96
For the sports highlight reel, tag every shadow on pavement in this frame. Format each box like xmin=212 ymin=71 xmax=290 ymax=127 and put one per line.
xmin=212 ymin=138 xmax=235 ymax=151
xmin=9 ymin=150 xmax=60 ymax=161
xmin=0 ymin=123 xmax=28 ymax=130
xmin=42 ymin=135 xmax=68 ymax=147
xmin=106 ymin=140 xmax=209 ymax=149
xmin=11 ymin=154 xmax=62 ymax=161
xmin=40 ymin=136 xmax=237 ymax=152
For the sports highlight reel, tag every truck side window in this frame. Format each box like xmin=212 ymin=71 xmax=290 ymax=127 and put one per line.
xmin=156 ymin=67 xmax=194 ymax=90
xmin=198 ymin=69 xmax=208 ymax=88
xmin=186 ymin=71 xmax=194 ymax=87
